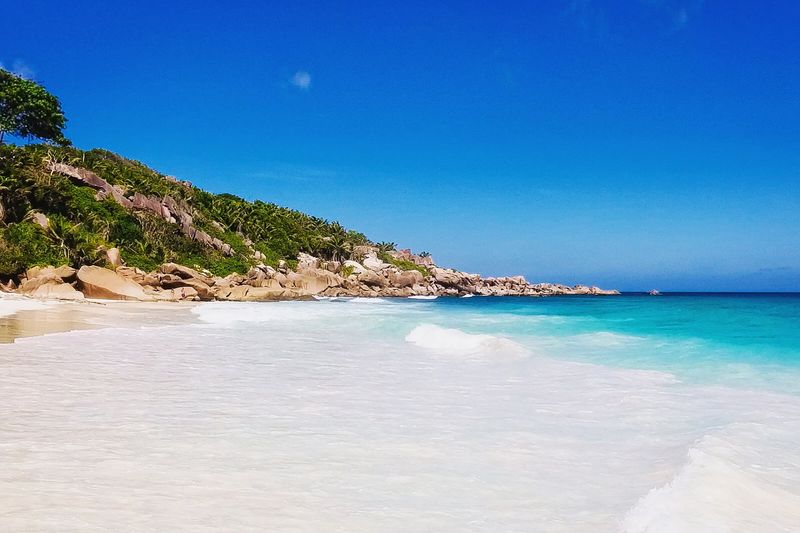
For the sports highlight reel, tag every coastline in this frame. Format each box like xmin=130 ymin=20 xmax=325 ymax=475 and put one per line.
xmin=3 ymin=247 xmax=618 ymax=305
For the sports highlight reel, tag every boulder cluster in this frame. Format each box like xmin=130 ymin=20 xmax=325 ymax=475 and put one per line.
xmin=3 ymin=246 xmax=618 ymax=302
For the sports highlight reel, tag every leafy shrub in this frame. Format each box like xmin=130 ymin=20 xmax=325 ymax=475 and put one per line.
xmin=379 ymin=251 xmax=430 ymax=277
xmin=340 ymin=264 xmax=355 ymax=278
xmin=0 ymin=222 xmax=65 ymax=276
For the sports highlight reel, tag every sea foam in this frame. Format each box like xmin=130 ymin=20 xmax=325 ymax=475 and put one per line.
xmin=405 ymin=323 xmax=529 ymax=358
xmin=623 ymin=422 xmax=800 ymax=533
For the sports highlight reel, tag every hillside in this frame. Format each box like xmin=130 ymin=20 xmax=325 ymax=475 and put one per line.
xmin=0 ymin=143 xmax=372 ymax=277
xmin=0 ymin=143 xmax=619 ymax=300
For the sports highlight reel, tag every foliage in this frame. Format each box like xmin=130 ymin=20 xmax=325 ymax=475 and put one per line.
xmin=0 ymin=69 xmax=69 ymax=146
xmin=376 ymin=241 xmax=396 ymax=252
xmin=378 ymin=251 xmax=430 ymax=277
xmin=0 ymin=221 xmax=65 ymax=276
xmin=0 ymin=143 xmax=375 ymax=277
xmin=340 ymin=264 xmax=356 ymax=278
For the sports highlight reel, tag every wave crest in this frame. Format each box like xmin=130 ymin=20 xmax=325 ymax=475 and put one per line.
xmin=623 ymin=426 xmax=800 ymax=533
xmin=404 ymin=324 xmax=529 ymax=358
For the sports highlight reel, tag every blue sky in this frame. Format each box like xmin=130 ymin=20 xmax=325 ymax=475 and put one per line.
xmin=2 ymin=1 xmax=798 ymax=291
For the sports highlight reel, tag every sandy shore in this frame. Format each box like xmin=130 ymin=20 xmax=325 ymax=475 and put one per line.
xmin=0 ymin=294 xmax=199 ymax=343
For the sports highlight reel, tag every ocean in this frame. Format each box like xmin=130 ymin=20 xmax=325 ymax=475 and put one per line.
xmin=2 ymin=294 xmax=799 ymax=531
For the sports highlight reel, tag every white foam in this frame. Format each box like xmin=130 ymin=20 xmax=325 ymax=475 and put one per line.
xmin=405 ymin=323 xmax=528 ymax=358
xmin=4 ymin=300 xmax=800 ymax=532
xmin=347 ymin=297 xmax=389 ymax=303
xmin=623 ymin=423 xmax=800 ymax=533
xmin=408 ymin=295 xmax=438 ymax=300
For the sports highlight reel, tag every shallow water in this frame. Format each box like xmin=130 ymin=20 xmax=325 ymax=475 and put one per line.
xmin=1 ymin=295 xmax=799 ymax=531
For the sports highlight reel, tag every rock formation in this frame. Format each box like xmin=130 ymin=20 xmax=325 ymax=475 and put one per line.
xmin=6 ymin=244 xmax=618 ymax=303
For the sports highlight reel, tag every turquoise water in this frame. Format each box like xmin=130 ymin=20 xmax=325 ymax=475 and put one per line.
xmin=377 ymin=293 xmax=800 ymax=393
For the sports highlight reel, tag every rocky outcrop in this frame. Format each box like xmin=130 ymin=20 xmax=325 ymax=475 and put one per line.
xmin=290 ymin=268 xmax=343 ymax=295
xmin=388 ymin=269 xmax=423 ymax=288
xmin=342 ymin=260 xmax=366 ymax=275
xmin=362 ymin=251 xmax=390 ymax=272
xmin=388 ymin=248 xmax=434 ymax=267
xmin=76 ymin=265 xmax=151 ymax=301
xmin=26 ymin=282 xmax=85 ymax=300
xmin=7 ymin=249 xmax=618 ymax=303
xmin=216 ymin=285 xmax=310 ymax=301
xmin=146 ymin=286 xmax=200 ymax=301
xmin=48 ymin=162 xmax=133 ymax=207
xmin=48 ymin=163 xmax=233 ymax=257
xmin=357 ymin=269 xmax=388 ymax=288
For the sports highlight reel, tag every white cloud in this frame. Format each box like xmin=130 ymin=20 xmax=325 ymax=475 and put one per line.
xmin=290 ymin=70 xmax=311 ymax=90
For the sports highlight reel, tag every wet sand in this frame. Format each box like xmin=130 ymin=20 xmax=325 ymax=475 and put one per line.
xmin=0 ymin=296 xmax=199 ymax=343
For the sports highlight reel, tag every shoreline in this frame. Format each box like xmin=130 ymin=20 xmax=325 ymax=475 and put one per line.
xmin=0 ymin=295 xmax=198 ymax=343
xmin=3 ymin=248 xmax=618 ymax=305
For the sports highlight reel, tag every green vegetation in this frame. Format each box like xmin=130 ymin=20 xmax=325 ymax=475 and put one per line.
xmin=0 ymin=72 xmax=382 ymax=279
xmin=340 ymin=264 xmax=356 ymax=278
xmin=0 ymin=144 xmax=373 ymax=277
xmin=378 ymin=251 xmax=430 ymax=277
xmin=0 ymin=68 xmax=68 ymax=146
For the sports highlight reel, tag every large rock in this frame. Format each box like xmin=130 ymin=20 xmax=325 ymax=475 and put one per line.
xmin=357 ymin=269 xmax=388 ymax=288
xmin=77 ymin=266 xmax=151 ymax=301
xmin=352 ymin=245 xmax=378 ymax=261
xmin=47 ymin=162 xmax=133 ymax=208
xmin=159 ymin=263 xmax=212 ymax=284
xmin=297 ymin=252 xmax=320 ymax=270
xmin=160 ymin=277 xmax=215 ymax=300
xmin=431 ymin=267 xmax=464 ymax=287
xmin=342 ymin=260 xmax=366 ymax=275
xmin=28 ymin=283 xmax=85 ymax=301
xmin=52 ymin=265 xmax=78 ymax=281
xmin=247 ymin=278 xmax=282 ymax=289
xmin=17 ymin=271 xmax=84 ymax=300
xmin=115 ymin=266 xmax=147 ymax=284
xmin=362 ymin=252 xmax=390 ymax=272
xmin=290 ymin=268 xmax=343 ymax=295
xmin=411 ymin=283 xmax=430 ymax=295
xmin=146 ymin=286 xmax=199 ymax=301
xmin=17 ymin=273 xmax=65 ymax=294
xmin=216 ymin=285 xmax=311 ymax=301
xmin=388 ymin=269 xmax=423 ymax=288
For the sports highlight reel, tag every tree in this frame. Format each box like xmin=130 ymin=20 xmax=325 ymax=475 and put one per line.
xmin=0 ymin=68 xmax=69 ymax=145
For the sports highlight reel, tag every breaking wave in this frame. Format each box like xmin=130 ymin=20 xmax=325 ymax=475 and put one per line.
xmin=623 ymin=423 xmax=800 ymax=533
xmin=405 ymin=323 xmax=529 ymax=358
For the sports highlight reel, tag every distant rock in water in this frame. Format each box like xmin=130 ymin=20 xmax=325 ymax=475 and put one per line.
xmin=649 ymin=289 xmax=661 ymax=296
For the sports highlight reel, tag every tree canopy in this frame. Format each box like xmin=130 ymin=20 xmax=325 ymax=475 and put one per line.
xmin=0 ymin=68 xmax=69 ymax=145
